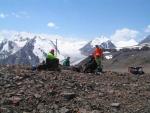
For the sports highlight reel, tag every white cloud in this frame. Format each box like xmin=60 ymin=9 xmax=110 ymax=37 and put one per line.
xmin=12 ymin=12 xmax=20 ymax=18
xmin=111 ymin=28 xmax=139 ymax=42
xmin=115 ymin=39 xmax=138 ymax=48
xmin=0 ymin=11 xmax=29 ymax=19
xmin=47 ymin=22 xmax=59 ymax=29
xmin=110 ymin=28 xmax=139 ymax=47
xmin=11 ymin=11 xmax=30 ymax=18
xmin=0 ymin=13 xmax=8 ymax=19
xmin=145 ymin=25 xmax=150 ymax=33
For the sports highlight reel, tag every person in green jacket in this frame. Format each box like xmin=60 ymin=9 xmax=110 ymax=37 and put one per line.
xmin=63 ymin=57 xmax=70 ymax=66
xmin=47 ymin=49 xmax=56 ymax=60
xmin=46 ymin=49 xmax=59 ymax=68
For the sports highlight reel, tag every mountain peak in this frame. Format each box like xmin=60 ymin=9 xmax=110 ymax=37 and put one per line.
xmin=80 ymin=36 xmax=116 ymax=56
xmin=91 ymin=35 xmax=109 ymax=47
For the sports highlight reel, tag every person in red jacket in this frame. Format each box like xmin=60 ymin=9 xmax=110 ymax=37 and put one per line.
xmin=93 ymin=45 xmax=103 ymax=73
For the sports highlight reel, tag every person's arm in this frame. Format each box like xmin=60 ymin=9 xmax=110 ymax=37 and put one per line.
xmin=92 ymin=50 xmax=95 ymax=58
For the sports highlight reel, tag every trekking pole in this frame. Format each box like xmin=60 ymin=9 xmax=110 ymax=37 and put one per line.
xmin=51 ymin=39 xmax=60 ymax=57
xmin=56 ymin=39 xmax=57 ymax=56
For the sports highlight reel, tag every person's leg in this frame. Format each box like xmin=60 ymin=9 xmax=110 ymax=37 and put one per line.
xmin=46 ymin=58 xmax=50 ymax=65
xmin=95 ymin=57 xmax=102 ymax=72
xmin=51 ymin=58 xmax=59 ymax=68
xmin=99 ymin=58 xmax=102 ymax=71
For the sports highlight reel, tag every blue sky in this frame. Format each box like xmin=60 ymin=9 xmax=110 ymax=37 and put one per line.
xmin=0 ymin=0 xmax=150 ymax=40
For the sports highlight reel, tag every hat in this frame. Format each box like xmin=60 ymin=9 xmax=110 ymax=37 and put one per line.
xmin=50 ymin=49 xmax=54 ymax=53
xmin=95 ymin=45 xmax=99 ymax=48
xmin=67 ymin=56 xmax=70 ymax=59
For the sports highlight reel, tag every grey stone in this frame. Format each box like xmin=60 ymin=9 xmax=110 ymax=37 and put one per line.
xmin=111 ymin=103 xmax=120 ymax=108
xmin=59 ymin=107 xmax=70 ymax=113
xmin=91 ymin=110 xmax=101 ymax=113
xmin=61 ymin=92 xmax=76 ymax=100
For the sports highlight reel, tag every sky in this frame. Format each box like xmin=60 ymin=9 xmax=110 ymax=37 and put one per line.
xmin=0 ymin=0 xmax=150 ymax=42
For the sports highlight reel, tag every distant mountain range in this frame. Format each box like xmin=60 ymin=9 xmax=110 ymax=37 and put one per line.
xmin=0 ymin=31 xmax=150 ymax=65
xmin=80 ymin=36 xmax=116 ymax=55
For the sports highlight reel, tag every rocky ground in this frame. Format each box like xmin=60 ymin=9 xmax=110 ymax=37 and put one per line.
xmin=1 ymin=65 xmax=150 ymax=113
xmin=103 ymin=49 xmax=150 ymax=74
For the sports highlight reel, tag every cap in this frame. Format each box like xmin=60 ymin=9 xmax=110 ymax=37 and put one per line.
xmin=50 ymin=49 xmax=54 ymax=53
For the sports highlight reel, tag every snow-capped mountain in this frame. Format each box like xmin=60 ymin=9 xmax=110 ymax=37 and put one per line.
xmin=80 ymin=36 xmax=116 ymax=55
xmin=0 ymin=40 xmax=21 ymax=59
xmin=90 ymin=36 xmax=116 ymax=49
xmin=0 ymin=31 xmax=87 ymax=65
xmin=0 ymin=38 xmax=39 ymax=65
xmin=90 ymin=36 xmax=110 ymax=47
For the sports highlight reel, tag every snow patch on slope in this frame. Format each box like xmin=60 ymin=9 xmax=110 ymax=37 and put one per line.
xmin=105 ymin=55 xmax=113 ymax=59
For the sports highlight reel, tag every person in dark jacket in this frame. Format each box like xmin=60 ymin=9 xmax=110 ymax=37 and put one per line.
xmin=82 ymin=55 xmax=97 ymax=73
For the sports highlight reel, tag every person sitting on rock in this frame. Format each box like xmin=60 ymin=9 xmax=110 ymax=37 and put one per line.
xmin=46 ymin=49 xmax=59 ymax=69
xmin=82 ymin=54 xmax=97 ymax=73
xmin=63 ymin=57 xmax=70 ymax=67
xmin=47 ymin=49 xmax=56 ymax=60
